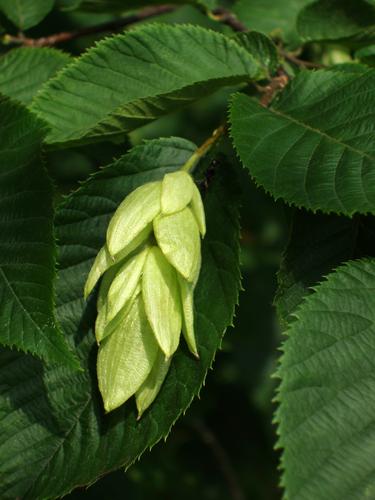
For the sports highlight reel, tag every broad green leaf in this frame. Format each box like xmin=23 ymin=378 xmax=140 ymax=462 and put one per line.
xmin=161 ymin=171 xmax=194 ymax=215
xmin=0 ymin=0 xmax=55 ymax=29
xmin=0 ymin=137 xmax=241 ymax=499
xmin=233 ymin=31 xmax=280 ymax=77
xmin=0 ymin=96 xmax=78 ymax=367
xmin=356 ymin=44 xmax=375 ymax=64
xmin=142 ymin=246 xmax=182 ymax=358
xmin=229 ymin=69 xmax=375 ymax=215
xmin=136 ymin=349 xmax=172 ymax=419
xmin=154 ymin=207 xmax=201 ymax=282
xmin=0 ymin=48 xmax=70 ymax=106
xmin=107 ymin=181 xmax=160 ymax=257
xmin=32 ymin=24 xmax=265 ymax=146
xmin=233 ymin=0 xmax=312 ymax=45
xmin=98 ymin=293 xmax=159 ymax=412
xmin=276 ymin=258 xmax=375 ymax=499
xmin=297 ymin=0 xmax=375 ymax=44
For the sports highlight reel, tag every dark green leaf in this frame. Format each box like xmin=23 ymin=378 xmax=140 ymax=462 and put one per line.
xmin=233 ymin=0 xmax=312 ymax=46
xmin=0 ymin=0 xmax=54 ymax=30
xmin=229 ymin=69 xmax=375 ymax=215
xmin=0 ymin=48 xmax=71 ymax=106
xmin=275 ymin=211 xmax=375 ymax=327
xmin=0 ymin=96 xmax=78 ymax=367
xmin=0 ymin=138 xmax=241 ymax=499
xmin=31 ymin=24 xmax=265 ymax=147
xmin=233 ymin=31 xmax=280 ymax=77
xmin=297 ymin=0 xmax=375 ymax=44
xmin=276 ymin=258 xmax=375 ymax=499
xmin=79 ymin=0 xmax=217 ymax=12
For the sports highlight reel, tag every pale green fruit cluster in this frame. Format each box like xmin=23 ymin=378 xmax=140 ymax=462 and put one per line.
xmin=84 ymin=171 xmax=206 ymax=417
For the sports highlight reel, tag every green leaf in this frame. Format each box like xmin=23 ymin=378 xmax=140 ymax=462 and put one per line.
xmin=0 ymin=96 xmax=78 ymax=367
xmin=31 ymin=24 xmax=265 ymax=147
xmin=0 ymin=138 xmax=241 ymax=499
xmin=233 ymin=0 xmax=312 ymax=46
xmin=229 ymin=69 xmax=375 ymax=215
xmin=233 ymin=31 xmax=280 ymax=77
xmin=0 ymin=0 xmax=55 ymax=29
xmin=0 ymin=48 xmax=71 ymax=106
xmin=297 ymin=0 xmax=375 ymax=44
xmin=276 ymin=258 xmax=375 ymax=499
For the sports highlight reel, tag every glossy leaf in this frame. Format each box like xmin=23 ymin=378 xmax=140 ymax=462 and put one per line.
xmin=0 ymin=96 xmax=78 ymax=367
xmin=32 ymin=24 xmax=265 ymax=146
xmin=0 ymin=138 xmax=241 ymax=499
xmin=230 ymin=69 xmax=375 ymax=215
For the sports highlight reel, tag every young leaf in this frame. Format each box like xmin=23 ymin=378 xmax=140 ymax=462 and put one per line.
xmin=276 ymin=259 xmax=375 ymax=499
xmin=142 ymin=247 xmax=182 ymax=358
xmin=161 ymin=171 xmax=194 ymax=215
xmin=0 ymin=48 xmax=71 ymax=106
xmin=154 ymin=207 xmax=201 ymax=283
xmin=136 ymin=350 xmax=172 ymax=419
xmin=0 ymin=95 xmax=78 ymax=367
xmin=0 ymin=0 xmax=55 ymax=30
xmin=230 ymin=69 xmax=375 ymax=215
xmin=0 ymin=138 xmax=241 ymax=499
xmin=32 ymin=24 xmax=265 ymax=146
xmin=98 ymin=294 xmax=159 ymax=413
xmin=297 ymin=0 xmax=375 ymax=44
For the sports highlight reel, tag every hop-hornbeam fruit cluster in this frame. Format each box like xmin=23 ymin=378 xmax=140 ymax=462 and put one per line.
xmin=84 ymin=170 xmax=206 ymax=416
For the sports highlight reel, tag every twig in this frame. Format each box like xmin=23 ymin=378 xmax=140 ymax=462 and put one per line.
xmin=2 ymin=4 xmax=177 ymax=47
xmin=190 ymin=418 xmax=246 ymax=500
xmin=255 ymin=69 xmax=290 ymax=107
xmin=182 ymin=124 xmax=226 ymax=173
xmin=209 ymin=7 xmax=247 ymax=33
xmin=279 ymin=49 xmax=325 ymax=69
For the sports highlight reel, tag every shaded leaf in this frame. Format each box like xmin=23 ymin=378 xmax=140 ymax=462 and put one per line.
xmin=0 ymin=0 xmax=54 ymax=29
xmin=233 ymin=31 xmax=280 ymax=77
xmin=297 ymin=0 xmax=375 ymax=44
xmin=0 ymin=95 xmax=78 ymax=367
xmin=233 ymin=0 xmax=311 ymax=46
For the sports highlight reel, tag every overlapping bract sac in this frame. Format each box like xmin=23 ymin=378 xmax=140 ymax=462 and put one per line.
xmin=84 ymin=170 xmax=206 ymax=415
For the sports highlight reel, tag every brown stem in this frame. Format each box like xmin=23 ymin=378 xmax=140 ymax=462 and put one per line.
xmin=2 ymin=4 xmax=177 ymax=47
xmin=191 ymin=418 xmax=246 ymax=500
xmin=280 ymin=49 xmax=325 ymax=69
xmin=210 ymin=7 xmax=248 ymax=33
